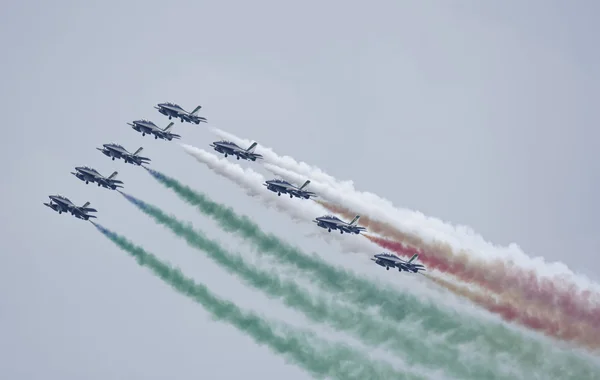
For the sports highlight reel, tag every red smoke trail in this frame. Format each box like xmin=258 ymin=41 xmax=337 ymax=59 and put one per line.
xmin=316 ymin=200 xmax=600 ymax=345
xmin=364 ymin=233 xmax=600 ymax=348
xmin=423 ymin=273 xmax=600 ymax=352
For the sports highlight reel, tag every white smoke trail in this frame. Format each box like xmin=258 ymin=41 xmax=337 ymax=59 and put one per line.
xmin=180 ymin=144 xmax=379 ymax=256
xmin=210 ymin=127 xmax=492 ymax=250
xmin=211 ymin=127 xmax=349 ymax=188
xmin=210 ymin=128 xmax=600 ymax=292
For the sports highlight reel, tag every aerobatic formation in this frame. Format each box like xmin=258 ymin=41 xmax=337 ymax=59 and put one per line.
xmin=44 ymin=99 xmax=600 ymax=380
xmin=45 ymin=101 xmax=406 ymax=271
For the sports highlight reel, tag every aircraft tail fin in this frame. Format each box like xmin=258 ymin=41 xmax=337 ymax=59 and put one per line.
xmin=299 ymin=180 xmax=311 ymax=190
xmin=190 ymin=105 xmax=202 ymax=115
xmin=81 ymin=201 xmax=90 ymax=209
xmin=246 ymin=142 xmax=258 ymax=153
xmin=133 ymin=147 xmax=144 ymax=156
xmin=408 ymin=254 xmax=418 ymax=263
xmin=163 ymin=122 xmax=174 ymax=132
xmin=349 ymin=215 xmax=360 ymax=226
xmin=108 ymin=171 xmax=118 ymax=180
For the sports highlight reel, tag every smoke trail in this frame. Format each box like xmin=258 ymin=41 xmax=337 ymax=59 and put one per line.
xmin=119 ymin=192 xmax=508 ymax=379
xmin=215 ymin=129 xmax=600 ymax=316
xmin=211 ymin=127 xmax=346 ymax=188
xmin=142 ymin=168 xmax=600 ymax=378
xmin=323 ymin=194 xmax=600 ymax=348
xmin=426 ymin=271 xmax=600 ymax=351
xmin=424 ymin=272 xmax=600 ymax=358
xmin=180 ymin=144 xmax=377 ymax=254
xmin=91 ymin=222 xmax=406 ymax=380
xmin=364 ymin=233 xmax=600 ymax=349
xmin=213 ymin=128 xmax=495 ymax=253
xmin=268 ymin=164 xmax=600 ymax=341
xmin=251 ymin=143 xmax=600 ymax=292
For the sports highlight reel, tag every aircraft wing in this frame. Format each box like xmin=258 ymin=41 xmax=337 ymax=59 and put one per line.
xmin=341 ymin=224 xmax=366 ymax=231
xmin=400 ymin=263 xmax=426 ymax=272
xmin=289 ymin=189 xmax=317 ymax=198
xmin=130 ymin=155 xmax=151 ymax=162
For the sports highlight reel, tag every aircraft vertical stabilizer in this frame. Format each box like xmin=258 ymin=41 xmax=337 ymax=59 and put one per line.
xmin=163 ymin=122 xmax=174 ymax=132
xmin=246 ymin=142 xmax=258 ymax=153
xmin=299 ymin=180 xmax=311 ymax=190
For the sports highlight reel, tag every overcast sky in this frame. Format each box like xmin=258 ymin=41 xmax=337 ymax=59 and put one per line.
xmin=1 ymin=1 xmax=598 ymax=379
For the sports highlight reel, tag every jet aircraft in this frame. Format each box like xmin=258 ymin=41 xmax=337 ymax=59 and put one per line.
xmin=97 ymin=144 xmax=151 ymax=166
xmin=371 ymin=253 xmax=426 ymax=273
xmin=127 ymin=120 xmax=181 ymax=141
xmin=209 ymin=140 xmax=263 ymax=161
xmin=264 ymin=179 xmax=317 ymax=199
xmin=71 ymin=166 xmax=124 ymax=190
xmin=154 ymin=102 xmax=207 ymax=124
xmin=43 ymin=195 xmax=97 ymax=220
xmin=313 ymin=215 xmax=366 ymax=234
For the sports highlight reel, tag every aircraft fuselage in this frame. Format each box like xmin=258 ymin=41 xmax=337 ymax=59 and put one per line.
xmin=211 ymin=142 xmax=259 ymax=161
xmin=156 ymin=104 xmax=206 ymax=124
xmin=371 ymin=254 xmax=424 ymax=273
xmin=265 ymin=181 xmax=311 ymax=199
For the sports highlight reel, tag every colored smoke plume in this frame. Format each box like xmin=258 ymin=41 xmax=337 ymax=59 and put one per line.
xmin=318 ymin=199 xmax=600 ymax=338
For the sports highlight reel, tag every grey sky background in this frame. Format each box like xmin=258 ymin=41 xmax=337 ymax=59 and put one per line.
xmin=1 ymin=1 xmax=599 ymax=379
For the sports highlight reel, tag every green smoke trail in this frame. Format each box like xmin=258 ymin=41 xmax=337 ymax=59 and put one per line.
xmin=91 ymin=222 xmax=408 ymax=380
xmin=120 ymin=191 xmax=503 ymax=380
xmin=144 ymin=168 xmax=600 ymax=379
